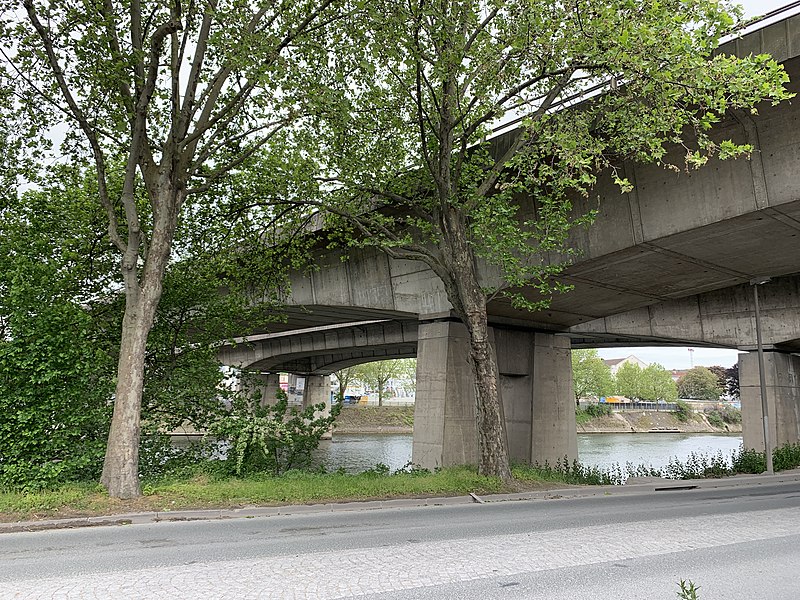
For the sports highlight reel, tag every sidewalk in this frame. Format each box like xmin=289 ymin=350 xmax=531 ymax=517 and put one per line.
xmin=3 ymin=469 xmax=800 ymax=534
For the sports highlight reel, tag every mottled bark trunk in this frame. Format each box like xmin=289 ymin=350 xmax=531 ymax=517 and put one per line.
xmin=100 ymin=294 xmax=157 ymax=498
xmin=101 ymin=177 xmax=181 ymax=498
xmin=440 ymin=208 xmax=512 ymax=482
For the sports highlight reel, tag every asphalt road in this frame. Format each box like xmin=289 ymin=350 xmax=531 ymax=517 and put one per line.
xmin=1 ymin=481 xmax=799 ymax=598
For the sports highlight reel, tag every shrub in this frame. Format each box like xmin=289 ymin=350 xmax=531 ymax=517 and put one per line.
xmin=705 ymin=410 xmax=724 ymax=428
xmin=673 ymin=400 xmax=692 ymax=422
xmin=719 ymin=405 xmax=742 ymax=424
xmin=575 ymin=403 xmax=612 ymax=424
xmin=210 ymin=389 xmax=340 ymax=476
xmin=773 ymin=442 xmax=800 ymax=471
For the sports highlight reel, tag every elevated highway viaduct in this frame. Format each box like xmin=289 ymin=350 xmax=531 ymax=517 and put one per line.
xmin=222 ymin=14 xmax=800 ymax=470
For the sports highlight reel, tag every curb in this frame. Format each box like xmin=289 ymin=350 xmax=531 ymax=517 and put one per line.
xmin=3 ymin=469 xmax=800 ymax=534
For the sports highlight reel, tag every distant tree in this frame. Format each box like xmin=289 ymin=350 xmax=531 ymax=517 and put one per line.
xmin=332 ymin=367 xmax=359 ymax=401
xmin=639 ymin=364 xmax=679 ymax=403
xmin=352 ymin=360 xmax=406 ymax=406
xmin=726 ymin=364 xmax=740 ymax=399
xmin=616 ymin=363 xmax=677 ymax=402
xmin=572 ymin=350 xmax=614 ymax=402
xmin=708 ymin=365 xmax=728 ymax=390
xmin=678 ymin=367 xmax=723 ymax=400
xmin=615 ymin=363 xmax=644 ymax=401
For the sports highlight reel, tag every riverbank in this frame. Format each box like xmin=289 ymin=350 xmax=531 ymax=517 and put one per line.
xmin=333 ymin=405 xmax=741 ymax=435
xmin=577 ymin=410 xmax=742 ymax=434
xmin=334 ymin=406 xmax=414 ymax=433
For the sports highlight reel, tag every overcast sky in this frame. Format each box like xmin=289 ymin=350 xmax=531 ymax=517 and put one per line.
xmin=596 ymin=0 xmax=797 ymax=370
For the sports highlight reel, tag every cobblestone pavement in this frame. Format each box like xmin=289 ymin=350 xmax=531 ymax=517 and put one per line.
xmin=4 ymin=506 xmax=800 ymax=599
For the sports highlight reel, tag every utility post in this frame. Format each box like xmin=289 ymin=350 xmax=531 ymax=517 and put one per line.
xmin=750 ymin=276 xmax=774 ymax=475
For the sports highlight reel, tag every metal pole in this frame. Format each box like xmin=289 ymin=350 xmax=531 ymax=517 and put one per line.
xmin=753 ymin=283 xmax=774 ymax=474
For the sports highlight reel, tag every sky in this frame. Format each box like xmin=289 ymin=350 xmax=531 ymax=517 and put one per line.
xmin=596 ymin=0 xmax=797 ymax=371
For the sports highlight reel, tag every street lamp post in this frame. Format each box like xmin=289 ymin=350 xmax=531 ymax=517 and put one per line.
xmin=751 ymin=276 xmax=774 ymax=475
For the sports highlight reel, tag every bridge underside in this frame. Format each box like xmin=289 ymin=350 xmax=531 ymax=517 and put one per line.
xmin=222 ymin=17 xmax=800 ymax=468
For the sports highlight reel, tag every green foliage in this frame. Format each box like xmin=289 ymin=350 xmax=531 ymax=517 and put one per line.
xmin=731 ymin=447 xmax=766 ymax=474
xmin=705 ymin=405 xmax=741 ymax=428
xmin=210 ymin=390 xmax=340 ymax=476
xmin=572 ymin=350 xmax=614 ymax=400
xmin=347 ymin=359 xmax=415 ymax=405
xmin=575 ymin=403 xmax=613 ymax=424
xmin=674 ymin=400 xmax=693 ymax=423
xmin=678 ymin=367 xmax=722 ymax=400
xmin=0 ymin=173 xmax=116 ymax=490
xmin=663 ymin=451 xmax=732 ymax=479
xmin=773 ymin=442 xmax=800 ymax=472
xmin=617 ymin=363 xmax=678 ymax=402
xmin=705 ymin=411 xmax=724 ymax=428
xmin=678 ymin=580 xmax=700 ymax=600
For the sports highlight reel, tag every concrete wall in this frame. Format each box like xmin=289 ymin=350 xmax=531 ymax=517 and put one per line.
xmin=740 ymin=351 xmax=800 ymax=452
xmin=412 ymin=321 xmax=479 ymax=468
xmin=412 ymin=321 xmax=577 ymax=470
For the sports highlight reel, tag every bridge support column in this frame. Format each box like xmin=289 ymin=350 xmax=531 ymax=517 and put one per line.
xmin=245 ymin=372 xmax=281 ymax=406
xmin=412 ymin=320 xmax=479 ymax=469
xmin=740 ymin=351 xmax=800 ymax=452
xmin=303 ymin=375 xmax=333 ymax=439
xmin=412 ymin=320 xmax=577 ymax=471
xmin=495 ymin=330 xmax=578 ymax=466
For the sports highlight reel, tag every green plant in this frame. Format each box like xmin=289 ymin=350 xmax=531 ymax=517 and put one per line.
xmin=576 ymin=403 xmax=613 ymax=424
xmin=705 ymin=410 xmax=724 ymax=428
xmin=677 ymin=580 xmax=700 ymax=599
xmin=674 ymin=400 xmax=693 ymax=422
xmin=773 ymin=442 xmax=800 ymax=471
xmin=210 ymin=390 xmax=340 ymax=476
xmin=731 ymin=447 xmax=766 ymax=474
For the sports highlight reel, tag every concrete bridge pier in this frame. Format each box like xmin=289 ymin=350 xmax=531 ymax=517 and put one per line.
xmin=494 ymin=329 xmax=578 ymax=467
xmin=740 ymin=351 xmax=800 ymax=453
xmin=303 ymin=374 xmax=333 ymax=439
xmin=411 ymin=319 xmax=577 ymax=471
xmin=246 ymin=372 xmax=282 ymax=406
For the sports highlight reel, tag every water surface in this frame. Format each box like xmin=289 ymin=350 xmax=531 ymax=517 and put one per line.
xmin=315 ymin=432 xmax=744 ymax=473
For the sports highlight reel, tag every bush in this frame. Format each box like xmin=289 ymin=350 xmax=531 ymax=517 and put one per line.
xmin=673 ymin=400 xmax=692 ymax=422
xmin=773 ymin=442 xmax=800 ymax=471
xmin=704 ymin=405 xmax=741 ymax=428
xmin=705 ymin=411 xmax=724 ymax=428
xmin=575 ymin=403 xmax=612 ymax=424
xmin=719 ymin=405 xmax=742 ymax=424
xmin=210 ymin=390 xmax=340 ymax=476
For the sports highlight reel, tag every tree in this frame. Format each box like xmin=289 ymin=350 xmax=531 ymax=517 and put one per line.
xmin=1 ymin=0 xmax=338 ymax=497
xmin=294 ymin=0 xmax=791 ymax=480
xmin=616 ymin=363 xmax=677 ymax=403
xmin=332 ymin=366 xmax=359 ymax=401
xmin=725 ymin=364 xmax=740 ymax=399
xmin=678 ymin=366 xmax=723 ymax=400
xmin=571 ymin=349 xmax=614 ymax=402
xmin=351 ymin=360 xmax=405 ymax=406
xmin=0 ymin=170 xmax=116 ymax=488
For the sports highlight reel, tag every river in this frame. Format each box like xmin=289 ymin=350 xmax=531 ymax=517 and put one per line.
xmin=315 ymin=432 xmax=744 ymax=473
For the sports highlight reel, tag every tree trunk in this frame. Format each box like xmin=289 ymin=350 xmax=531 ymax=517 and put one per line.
xmin=101 ymin=179 xmax=180 ymax=498
xmin=439 ymin=209 xmax=512 ymax=483
xmin=100 ymin=294 xmax=157 ymax=498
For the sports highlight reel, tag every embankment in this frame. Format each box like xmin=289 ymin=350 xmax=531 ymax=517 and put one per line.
xmin=333 ymin=406 xmax=742 ymax=435
xmin=578 ymin=410 xmax=742 ymax=434
xmin=334 ymin=406 xmax=415 ymax=434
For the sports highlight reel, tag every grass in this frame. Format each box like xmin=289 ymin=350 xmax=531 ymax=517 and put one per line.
xmin=0 ymin=465 xmax=538 ymax=523
xmin=5 ymin=442 xmax=799 ymax=524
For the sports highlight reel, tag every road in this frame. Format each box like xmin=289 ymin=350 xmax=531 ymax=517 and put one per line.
xmin=1 ymin=481 xmax=799 ymax=599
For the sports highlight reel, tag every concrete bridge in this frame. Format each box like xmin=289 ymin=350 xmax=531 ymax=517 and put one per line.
xmin=222 ymin=12 xmax=800 ymax=470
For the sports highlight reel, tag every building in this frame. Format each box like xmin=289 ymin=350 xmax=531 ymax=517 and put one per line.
xmin=602 ymin=355 xmax=649 ymax=375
